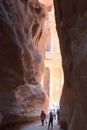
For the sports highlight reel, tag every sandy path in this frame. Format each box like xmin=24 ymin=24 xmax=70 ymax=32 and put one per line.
xmin=20 ymin=119 xmax=62 ymax=130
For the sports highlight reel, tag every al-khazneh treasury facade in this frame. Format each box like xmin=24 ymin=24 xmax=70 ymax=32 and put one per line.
xmin=40 ymin=3 xmax=64 ymax=105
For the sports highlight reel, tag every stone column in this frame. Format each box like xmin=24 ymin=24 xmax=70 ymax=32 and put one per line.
xmin=49 ymin=67 xmax=54 ymax=104
xmin=50 ymin=25 xmax=54 ymax=52
xmin=49 ymin=5 xmax=56 ymax=52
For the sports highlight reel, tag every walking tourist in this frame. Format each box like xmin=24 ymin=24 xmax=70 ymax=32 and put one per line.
xmin=57 ymin=108 xmax=60 ymax=125
xmin=40 ymin=110 xmax=46 ymax=126
xmin=48 ymin=111 xmax=53 ymax=130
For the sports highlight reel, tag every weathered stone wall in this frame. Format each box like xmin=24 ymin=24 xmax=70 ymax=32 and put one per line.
xmin=54 ymin=0 xmax=87 ymax=130
xmin=0 ymin=0 xmax=48 ymax=128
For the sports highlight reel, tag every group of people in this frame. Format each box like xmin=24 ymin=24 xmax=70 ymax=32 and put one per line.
xmin=40 ymin=109 xmax=60 ymax=130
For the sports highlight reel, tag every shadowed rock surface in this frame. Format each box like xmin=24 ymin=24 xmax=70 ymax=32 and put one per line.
xmin=0 ymin=0 xmax=48 ymax=128
xmin=54 ymin=0 xmax=87 ymax=130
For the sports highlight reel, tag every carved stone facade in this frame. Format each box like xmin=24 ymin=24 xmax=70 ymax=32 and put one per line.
xmin=40 ymin=4 xmax=63 ymax=106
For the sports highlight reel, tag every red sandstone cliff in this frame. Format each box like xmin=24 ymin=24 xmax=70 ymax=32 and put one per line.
xmin=0 ymin=0 xmax=48 ymax=128
xmin=54 ymin=0 xmax=87 ymax=130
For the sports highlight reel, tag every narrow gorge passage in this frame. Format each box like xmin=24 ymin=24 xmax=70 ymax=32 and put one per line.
xmin=0 ymin=0 xmax=87 ymax=130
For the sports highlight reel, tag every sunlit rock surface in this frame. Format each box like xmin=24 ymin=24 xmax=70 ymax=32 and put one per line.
xmin=0 ymin=0 xmax=48 ymax=128
xmin=39 ymin=0 xmax=53 ymax=11
xmin=54 ymin=0 xmax=87 ymax=130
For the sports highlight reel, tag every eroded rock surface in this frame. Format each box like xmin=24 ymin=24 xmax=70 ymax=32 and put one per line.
xmin=0 ymin=0 xmax=48 ymax=128
xmin=54 ymin=0 xmax=87 ymax=130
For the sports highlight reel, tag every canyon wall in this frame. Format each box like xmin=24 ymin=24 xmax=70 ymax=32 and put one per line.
xmin=0 ymin=0 xmax=48 ymax=128
xmin=54 ymin=0 xmax=87 ymax=130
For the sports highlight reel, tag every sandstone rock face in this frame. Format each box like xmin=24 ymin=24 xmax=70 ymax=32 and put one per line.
xmin=39 ymin=0 xmax=53 ymax=11
xmin=54 ymin=0 xmax=87 ymax=130
xmin=0 ymin=0 xmax=48 ymax=128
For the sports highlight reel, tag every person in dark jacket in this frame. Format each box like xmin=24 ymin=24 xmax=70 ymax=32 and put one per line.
xmin=57 ymin=108 xmax=60 ymax=125
xmin=48 ymin=111 xmax=53 ymax=130
xmin=40 ymin=110 xmax=46 ymax=126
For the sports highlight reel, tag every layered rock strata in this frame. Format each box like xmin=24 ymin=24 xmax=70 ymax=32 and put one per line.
xmin=0 ymin=0 xmax=48 ymax=128
xmin=54 ymin=0 xmax=87 ymax=130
